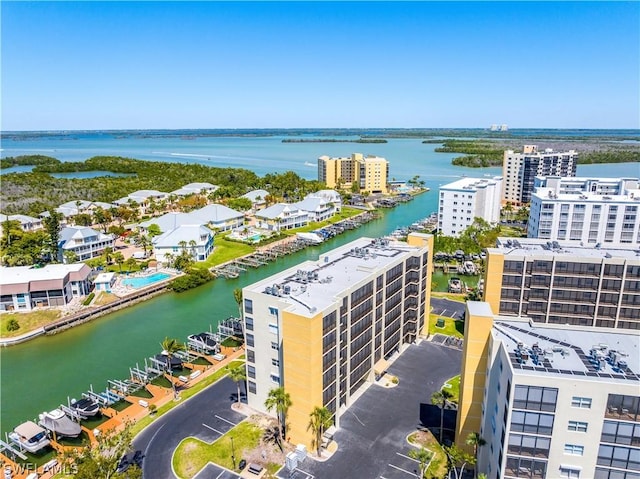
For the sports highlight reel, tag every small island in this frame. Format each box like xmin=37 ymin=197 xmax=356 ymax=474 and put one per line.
xmin=282 ymin=138 xmax=387 ymax=144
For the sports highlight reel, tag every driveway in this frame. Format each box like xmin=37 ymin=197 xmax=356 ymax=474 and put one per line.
xmin=133 ymin=376 xmax=245 ymax=479
xmin=431 ymin=297 xmax=466 ymax=320
xmin=279 ymin=341 xmax=462 ymax=479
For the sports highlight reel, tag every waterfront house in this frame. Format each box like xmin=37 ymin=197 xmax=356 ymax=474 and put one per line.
xmin=138 ymin=212 xmax=198 ymax=234
xmin=306 ymin=189 xmax=342 ymax=211
xmin=93 ymin=272 xmax=116 ymax=293
xmin=241 ymin=189 xmax=270 ymax=212
xmin=152 ymin=224 xmax=214 ymax=263
xmin=0 ymin=263 xmax=92 ymax=311
xmin=58 ymin=226 xmax=116 ymax=263
xmin=170 ymin=182 xmax=219 ymax=197
xmin=0 ymin=214 xmax=43 ymax=235
xmin=114 ymin=190 xmax=169 ymax=214
xmin=254 ymin=203 xmax=309 ymax=232
xmin=191 ymin=204 xmax=244 ymax=231
xmin=293 ymin=196 xmax=336 ymax=222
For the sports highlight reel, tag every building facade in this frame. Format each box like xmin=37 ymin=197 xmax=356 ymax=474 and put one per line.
xmin=437 ymin=177 xmax=503 ymax=237
xmin=456 ymin=303 xmax=640 ymax=479
xmin=152 ymin=224 xmax=214 ymax=263
xmin=484 ymin=238 xmax=640 ymax=330
xmin=0 ymin=263 xmax=92 ymax=311
xmin=528 ymin=177 xmax=640 ymax=244
xmin=254 ymin=204 xmax=309 ymax=232
xmin=317 ymin=153 xmax=389 ymax=194
xmin=503 ymin=146 xmax=578 ymax=205
xmin=242 ymin=234 xmax=433 ymax=449
xmin=58 ymin=227 xmax=116 ymax=263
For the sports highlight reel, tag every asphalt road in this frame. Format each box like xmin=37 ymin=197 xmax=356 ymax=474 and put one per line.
xmin=133 ymin=376 xmax=245 ymax=479
xmin=431 ymin=297 xmax=466 ymax=319
xmin=279 ymin=341 xmax=462 ymax=479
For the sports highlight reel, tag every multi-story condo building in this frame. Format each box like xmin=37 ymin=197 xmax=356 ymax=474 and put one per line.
xmin=242 ymin=233 xmax=433 ymax=449
xmin=317 ymin=153 xmax=389 ymax=194
xmin=528 ymin=177 xmax=640 ymax=244
xmin=484 ymin=238 xmax=640 ymax=330
xmin=456 ymin=302 xmax=640 ymax=479
xmin=58 ymin=226 xmax=116 ymax=263
xmin=437 ymin=177 xmax=503 ymax=237
xmin=503 ymin=145 xmax=578 ymax=205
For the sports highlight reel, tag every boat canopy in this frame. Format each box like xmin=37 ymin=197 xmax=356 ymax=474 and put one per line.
xmin=14 ymin=421 xmax=46 ymax=438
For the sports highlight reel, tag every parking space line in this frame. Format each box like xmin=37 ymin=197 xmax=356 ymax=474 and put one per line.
xmin=215 ymin=472 xmax=224 ymax=479
xmin=215 ymin=414 xmax=237 ymax=426
xmin=202 ymin=423 xmax=224 ymax=435
xmin=388 ymin=463 xmax=416 ymax=476
xmin=441 ymin=309 xmax=447 ymax=317
xmin=396 ymin=452 xmax=420 ymax=464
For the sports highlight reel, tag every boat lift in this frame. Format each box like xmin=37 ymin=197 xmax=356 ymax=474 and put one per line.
xmin=108 ymin=379 xmax=140 ymax=396
xmin=1 ymin=436 xmax=28 ymax=461
xmin=148 ymin=355 xmax=170 ymax=373
xmin=175 ymin=349 xmax=199 ymax=364
xmin=129 ymin=362 xmax=150 ymax=384
xmin=59 ymin=400 xmax=85 ymax=422
xmin=218 ymin=317 xmax=243 ymax=339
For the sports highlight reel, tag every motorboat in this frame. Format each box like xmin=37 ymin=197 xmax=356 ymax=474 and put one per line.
xmin=188 ymin=332 xmax=219 ymax=354
xmin=296 ymin=232 xmax=324 ymax=244
xmin=70 ymin=397 xmax=100 ymax=418
xmin=38 ymin=409 xmax=82 ymax=438
xmin=448 ymin=277 xmax=463 ymax=294
xmin=9 ymin=421 xmax=50 ymax=454
xmin=460 ymin=261 xmax=477 ymax=275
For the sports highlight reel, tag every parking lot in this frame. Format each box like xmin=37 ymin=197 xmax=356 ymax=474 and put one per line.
xmin=193 ymin=464 xmax=242 ymax=479
xmin=431 ymin=297 xmax=466 ymax=319
xmin=276 ymin=341 xmax=461 ymax=479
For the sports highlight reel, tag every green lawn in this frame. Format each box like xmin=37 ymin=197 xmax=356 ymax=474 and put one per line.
xmin=408 ymin=429 xmax=448 ymax=478
xmin=431 ymin=291 xmax=466 ymax=302
xmin=282 ymin=207 xmax=365 ymax=235
xmin=1 ymin=309 xmax=61 ymax=337
xmin=443 ymin=375 xmax=461 ymax=403
xmin=173 ymin=421 xmax=262 ymax=478
xmin=131 ymin=359 xmax=245 ymax=437
xmin=429 ymin=314 xmax=464 ymax=338
xmin=197 ymin=235 xmax=255 ymax=269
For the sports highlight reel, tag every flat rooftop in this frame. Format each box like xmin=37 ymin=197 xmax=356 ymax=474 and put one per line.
xmin=533 ymin=187 xmax=640 ymax=203
xmin=490 ymin=237 xmax=640 ymax=261
xmin=0 ymin=263 xmax=88 ymax=286
xmin=440 ymin=176 xmax=501 ymax=191
xmin=247 ymin=237 xmax=423 ymax=317
xmin=494 ymin=319 xmax=639 ymax=384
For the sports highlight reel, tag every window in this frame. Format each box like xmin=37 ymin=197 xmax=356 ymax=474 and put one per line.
xmin=568 ymin=421 xmax=588 ymax=433
xmin=268 ymin=306 xmax=278 ymax=316
xmin=244 ymin=298 xmax=253 ymax=314
xmin=271 ymin=358 xmax=279 ymax=367
xmin=245 ymin=316 xmax=254 ymax=331
xmin=247 ymin=349 xmax=255 ymax=363
xmin=271 ymin=341 xmax=279 ymax=351
xmin=248 ymin=381 xmax=256 ymax=394
xmin=571 ymin=397 xmax=592 ymax=409
xmin=560 ymin=467 xmax=581 ymax=478
xmin=268 ymin=323 xmax=279 ymax=335
xmin=564 ymin=444 xmax=584 ymax=456
xmin=270 ymin=373 xmax=280 ymax=384
xmin=247 ymin=365 xmax=256 ymax=379
xmin=513 ymin=385 xmax=558 ymax=412
xmin=246 ymin=333 xmax=255 ymax=348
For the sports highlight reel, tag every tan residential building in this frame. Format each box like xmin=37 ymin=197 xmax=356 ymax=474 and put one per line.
xmin=242 ymin=233 xmax=433 ymax=449
xmin=317 ymin=153 xmax=389 ymax=194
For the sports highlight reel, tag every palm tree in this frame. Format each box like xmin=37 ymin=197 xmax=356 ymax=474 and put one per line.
xmin=161 ymin=337 xmax=185 ymax=399
xmin=226 ymin=364 xmax=246 ymax=405
xmin=431 ymin=388 xmax=454 ymax=443
xmin=264 ymin=387 xmax=292 ymax=441
xmin=233 ymin=288 xmax=243 ymax=319
xmin=113 ymin=252 xmax=125 ymax=272
xmin=307 ymin=406 xmax=333 ymax=457
xmin=262 ymin=424 xmax=282 ymax=452
xmin=466 ymin=432 xmax=486 ymax=479
xmin=408 ymin=447 xmax=432 ymax=478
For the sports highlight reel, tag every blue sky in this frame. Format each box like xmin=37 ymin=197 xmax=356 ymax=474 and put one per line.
xmin=2 ymin=2 xmax=639 ymax=130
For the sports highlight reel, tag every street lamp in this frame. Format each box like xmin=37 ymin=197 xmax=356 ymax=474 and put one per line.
xmin=230 ymin=435 xmax=236 ymax=469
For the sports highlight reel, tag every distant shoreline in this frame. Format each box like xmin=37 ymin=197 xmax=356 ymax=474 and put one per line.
xmin=282 ymin=138 xmax=388 ymax=144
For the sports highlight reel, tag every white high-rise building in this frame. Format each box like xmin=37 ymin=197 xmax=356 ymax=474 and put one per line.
xmin=503 ymin=146 xmax=578 ymax=205
xmin=528 ymin=177 xmax=640 ymax=244
xmin=438 ymin=176 xmax=503 ymax=237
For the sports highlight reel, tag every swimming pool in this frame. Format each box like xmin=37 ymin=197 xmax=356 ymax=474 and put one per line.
xmin=122 ymin=272 xmax=171 ymax=288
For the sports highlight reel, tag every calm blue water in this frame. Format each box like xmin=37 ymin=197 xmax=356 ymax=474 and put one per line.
xmin=121 ymin=272 xmax=170 ymax=288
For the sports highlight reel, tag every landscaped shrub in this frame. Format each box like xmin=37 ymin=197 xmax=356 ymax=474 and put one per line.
xmin=169 ymin=268 xmax=214 ymax=292
xmin=6 ymin=318 xmax=20 ymax=331
xmin=82 ymin=292 xmax=95 ymax=306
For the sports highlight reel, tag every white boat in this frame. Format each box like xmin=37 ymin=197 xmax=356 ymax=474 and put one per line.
xmin=461 ymin=261 xmax=477 ymax=275
xmin=70 ymin=397 xmax=100 ymax=418
xmin=38 ymin=409 xmax=82 ymax=438
xmin=296 ymin=232 xmax=324 ymax=244
xmin=9 ymin=421 xmax=51 ymax=454
xmin=448 ymin=277 xmax=463 ymax=293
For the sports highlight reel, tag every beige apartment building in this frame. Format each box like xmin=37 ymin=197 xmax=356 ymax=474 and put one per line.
xmin=317 ymin=153 xmax=389 ymax=194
